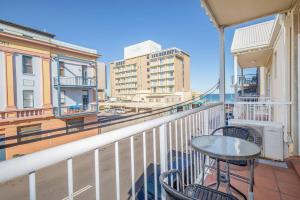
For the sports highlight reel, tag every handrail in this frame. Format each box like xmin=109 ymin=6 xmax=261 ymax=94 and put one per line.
xmin=0 ymin=102 xmax=222 ymax=183
xmin=230 ymin=101 xmax=291 ymax=105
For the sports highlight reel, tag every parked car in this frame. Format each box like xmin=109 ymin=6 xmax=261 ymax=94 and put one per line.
xmin=116 ymin=108 xmax=126 ymax=114
xmin=134 ymin=152 xmax=194 ymax=200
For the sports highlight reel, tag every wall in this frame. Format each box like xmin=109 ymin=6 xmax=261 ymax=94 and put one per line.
xmin=0 ymin=51 xmax=6 ymax=110
xmin=14 ymin=54 xmax=43 ymax=109
xmin=97 ymin=62 xmax=107 ymax=90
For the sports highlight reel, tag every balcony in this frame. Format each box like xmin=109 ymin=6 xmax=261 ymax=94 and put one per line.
xmin=229 ymin=100 xmax=290 ymax=123
xmin=53 ymin=76 xmax=96 ymax=88
xmin=232 ymin=74 xmax=258 ymax=87
xmin=0 ymin=108 xmax=52 ymax=121
xmin=53 ymin=102 xmax=98 ymax=117
xmin=0 ymin=103 xmax=299 ymax=200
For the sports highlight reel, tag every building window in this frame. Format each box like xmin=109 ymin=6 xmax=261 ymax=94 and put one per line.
xmin=22 ymin=55 xmax=33 ymax=74
xmin=66 ymin=118 xmax=84 ymax=133
xmin=61 ymin=90 xmax=66 ymax=105
xmin=23 ymin=90 xmax=34 ymax=108
xmin=59 ymin=62 xmax=65 ymax=76
xmin=17 ymin=124 xmax=41 ymax=143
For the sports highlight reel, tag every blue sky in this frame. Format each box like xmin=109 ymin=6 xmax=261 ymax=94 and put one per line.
xmin=1 ymin=0 xmax=272 ymax=94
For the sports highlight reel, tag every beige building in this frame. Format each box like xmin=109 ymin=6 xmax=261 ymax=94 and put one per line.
xmin=110 ymin=40 xmax=191 ymax=103
xmin=97 ymin=61 xmax=107 ymax=102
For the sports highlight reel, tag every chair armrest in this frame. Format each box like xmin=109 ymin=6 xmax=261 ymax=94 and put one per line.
xmin=160 ymin=169 xmax=183 ymax=192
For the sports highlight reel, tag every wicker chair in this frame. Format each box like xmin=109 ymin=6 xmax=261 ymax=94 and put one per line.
xmin=211 ymin=126 xmax=250 ymax=166
xmin=159 ymin=169 xmax=238 ymax=200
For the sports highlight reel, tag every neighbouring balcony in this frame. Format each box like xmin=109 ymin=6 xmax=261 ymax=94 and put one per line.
xmin=232 ymin=74 xmax=258 ymax=87
xmin=0 ymin=103 xmax=299 ymax=200
xmin=235 ymin=96 xmax=272 ymax=102
xmin=53 ymin=102 xmax=98 ymax=117
xmin=53 ymin=76 xmax=97 ymax=88
xmin=230 ymin=100 xmax=290 ymax=123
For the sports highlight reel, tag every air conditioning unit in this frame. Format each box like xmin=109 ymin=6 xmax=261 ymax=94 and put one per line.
xmin=228 ymin=119 xmax=284 ymax=161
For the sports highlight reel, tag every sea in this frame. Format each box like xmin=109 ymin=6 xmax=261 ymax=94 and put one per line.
xmin=202 ymin=94 xmax=234 ymax=103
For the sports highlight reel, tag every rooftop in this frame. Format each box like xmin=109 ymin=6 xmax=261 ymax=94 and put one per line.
xmin=0 ymin=19 xmax=55 ymax=38
xmin=231 ymin=20 xmax=275 ymax=53
xmin=0 ymin=19 xmax=98 ymax=55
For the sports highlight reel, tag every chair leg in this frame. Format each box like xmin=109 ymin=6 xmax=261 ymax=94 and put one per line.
xmin=207 ymin=159 xmax=220 ymax=190
xmin=230 ymin=183 xmax=247 ymax=200
xmin=216 ymin=159 xmax=221 ymax=190
xmin=226 ymin=162 xmax=247 ymax=200
xmin=226 ymin=162 xmax=231 ymax=194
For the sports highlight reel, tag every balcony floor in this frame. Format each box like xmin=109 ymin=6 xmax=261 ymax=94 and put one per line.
xmin=204 ymin=157 xmax=300 ymax=200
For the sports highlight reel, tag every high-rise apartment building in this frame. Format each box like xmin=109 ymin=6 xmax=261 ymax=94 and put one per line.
xmin=0 ymin=19 xmax=102 ymax=159
xmin=110 ymin=40 xmax=191 ymax=103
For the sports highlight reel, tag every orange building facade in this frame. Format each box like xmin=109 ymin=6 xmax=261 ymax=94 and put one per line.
xmin=0 ymin=20 xmax=100 ymax=160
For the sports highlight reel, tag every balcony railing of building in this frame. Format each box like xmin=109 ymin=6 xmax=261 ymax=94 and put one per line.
xmin=0 ymin=103 xmax=222 ymax=200
xmin=53 ymin=77 xmax=97 ymax=87
xmin=0 ymin=108 xmax=52 ymax=121
xmin=53 ymin=102 xmax=98 ymax=117
xmin=232 ymin=74 xmax=258 ymax=87
xmin=231 ymin=101 xmax=290 ymax=122
xmin=235 ymin=96 xmax=272 ymax=102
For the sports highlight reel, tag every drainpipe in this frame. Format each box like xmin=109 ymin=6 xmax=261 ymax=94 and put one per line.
xmin=219 ymin=27 xmax=226 ymax=126
xmin=95 ymin=62 xmax=99 ymax=113
xmin=292 ymin=11 xmax=300 ymax=155
xmin=241 ymin=68 xmax=244 ymax=96
xmin=233 ymin=55 xmax=239 ymax=98
xmin=57 ymin=56 xmax=61 ymax=117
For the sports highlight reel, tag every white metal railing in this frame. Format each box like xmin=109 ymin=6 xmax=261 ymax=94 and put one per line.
xmin=53 ymin=102 xmax=98 ymax=116
xmin=232 ymin=74 xmax=257 ymax=87
xmin=235 ymin=96 xmax=272 ymax=102
xmin=54 ymin=76 xmax=97 ymax=87
xmin=231 ymin=101 xmax=290 ymax=123
xmin=0 ymin=103 xmax=222 ymax=200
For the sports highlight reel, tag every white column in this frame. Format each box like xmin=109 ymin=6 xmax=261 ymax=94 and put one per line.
xmin=233 ymin=55 xmax=240 ymax=96
xmin=241 ymin=68 xmax=244 ymax=96
xmin=259 ymin=67 xmax=266 ymax=96
xmin=219 ymin=27 xmax=226 ymax=126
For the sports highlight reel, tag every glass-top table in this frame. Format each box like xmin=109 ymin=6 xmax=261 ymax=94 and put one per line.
xmin=191 ymin=135 xmax=261 ymax=200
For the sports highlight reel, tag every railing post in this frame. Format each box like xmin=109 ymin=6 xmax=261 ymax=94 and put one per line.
xmin=67 ymin=158 xmax=73 ymax=200
xmin=204 ymin=110 xmax=209 ymax=135
xmin=94 ymin=149 xmax=100 ymax=200
xmin=29 ymin=172 xmax=36 ymax=200
xmin=159 ymin=123 xmax=168 ymax=200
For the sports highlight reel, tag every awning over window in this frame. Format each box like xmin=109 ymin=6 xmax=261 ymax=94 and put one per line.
xmin=201 ymin=0 xmax=296 ymax=28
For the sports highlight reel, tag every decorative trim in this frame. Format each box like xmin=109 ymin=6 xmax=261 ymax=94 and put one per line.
xmin=0 ymin=45 xmax=50 ymax=59
xmin=0 ymin=32 xmax=99 ymax=58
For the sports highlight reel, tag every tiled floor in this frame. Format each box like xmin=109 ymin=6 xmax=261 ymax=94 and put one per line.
xmin=204 ymin=160 xmax=300 ymax=200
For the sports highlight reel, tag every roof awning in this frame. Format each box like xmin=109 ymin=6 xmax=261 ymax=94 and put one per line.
xmin=201 ymin=0 xmax=296 ymax=28
xmin=235 ymin=49 xmax=273 ymax=68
